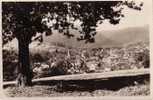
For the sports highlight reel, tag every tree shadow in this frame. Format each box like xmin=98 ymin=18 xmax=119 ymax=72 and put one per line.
xmin=33 ymin=75 xmax=149 ymax=92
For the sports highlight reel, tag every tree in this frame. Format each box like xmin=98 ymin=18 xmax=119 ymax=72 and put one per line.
xmin=2 ymin=1 xmax=143 ymax=87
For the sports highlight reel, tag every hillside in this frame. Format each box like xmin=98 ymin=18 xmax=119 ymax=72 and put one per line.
xmin=43 ymin=25 xmax=149 ymax=48
xmin=3 ymin=25 xmax=149 ymax=51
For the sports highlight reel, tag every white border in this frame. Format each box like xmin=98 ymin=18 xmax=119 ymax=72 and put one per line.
xmin=0 ymin=0 xmax=152 ymax=99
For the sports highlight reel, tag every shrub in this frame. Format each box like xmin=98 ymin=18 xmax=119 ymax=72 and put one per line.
xmin=3 ymin=42 xmax=150 ymax=80
xmin=3 ymin=49 xmax=18 ymax=81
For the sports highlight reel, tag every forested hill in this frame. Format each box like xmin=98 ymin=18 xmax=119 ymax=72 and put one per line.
xmin=43 ymin=25 xmax=149 ymax=48
xmin=3 ymin=25 xmax=149 ymax=50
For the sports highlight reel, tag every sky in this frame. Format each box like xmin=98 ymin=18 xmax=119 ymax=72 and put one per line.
xmin=96 ymin=0 xmax=151 ymax=31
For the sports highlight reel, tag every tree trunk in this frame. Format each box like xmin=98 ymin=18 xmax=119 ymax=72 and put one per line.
xmin=16 ymin=39 xmax=33 ymax=87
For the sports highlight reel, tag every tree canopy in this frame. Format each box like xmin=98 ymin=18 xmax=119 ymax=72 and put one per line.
xmin=2 ymin=1 xmax=143 ymax=45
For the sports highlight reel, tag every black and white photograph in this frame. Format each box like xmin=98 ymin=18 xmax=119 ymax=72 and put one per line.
xmin=1 ymin=0 xmax=151 ymax=98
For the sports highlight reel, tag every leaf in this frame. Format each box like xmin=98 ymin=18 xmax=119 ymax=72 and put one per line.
xmin=45 ymin=29 xmax=52 ymax=36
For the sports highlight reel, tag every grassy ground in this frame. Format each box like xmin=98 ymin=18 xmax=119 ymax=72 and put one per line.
xmin=3 ymin=84 xmax=149 ymax=97
xmin=3 ymin=78 xmax=150 ymax=97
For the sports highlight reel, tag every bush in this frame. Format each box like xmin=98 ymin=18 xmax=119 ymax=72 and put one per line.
xmin=3 ymin=49 xmax=18 ymax=81
xmin=3 ymin=42 xmax=150 ymax=80
xmin=135 ymin=49 xmax=149 ymax=68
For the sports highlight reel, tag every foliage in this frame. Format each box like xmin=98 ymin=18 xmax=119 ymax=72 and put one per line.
xmin=3 ymin=42 xmax=149 ymax=81
xmin=2 ymin=1 xmax=143 ymax=44
xmin=3 ymin=49 xmax=18 ymax=81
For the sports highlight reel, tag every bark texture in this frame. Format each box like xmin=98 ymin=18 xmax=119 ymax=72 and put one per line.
xmin=17 ymin=39 xmax=32 ymax=87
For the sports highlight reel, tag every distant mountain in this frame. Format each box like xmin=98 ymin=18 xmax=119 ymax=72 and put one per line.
xmin=95 ymin=25 xmax=149 ymax=47
xmin=3 ymin=25 xmax=149 ymax=51
xmin=44 ymin=25 xmax=149 ymax=48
